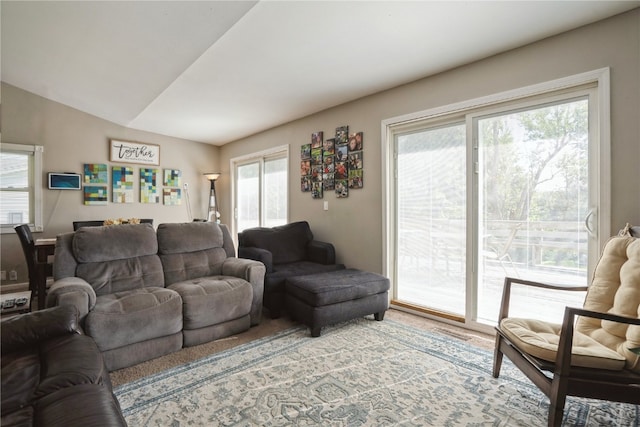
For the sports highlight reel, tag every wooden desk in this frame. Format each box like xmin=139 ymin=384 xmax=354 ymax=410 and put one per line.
xmin=34 ymin=238 xmax=56 ymax=310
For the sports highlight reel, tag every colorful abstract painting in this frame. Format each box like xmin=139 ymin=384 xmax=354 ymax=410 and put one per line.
xmin=163 ymin=169 xmax=181 ymax=187
xmin=84 ymin=186 xmax=108 ymax=205
xmin=140 ymin=168 xmax=159 ymax=203
xmin=163 ymin=188 xmax=182 ymax=206
xmin=84 ymin=163 xmax=108 ymax=184
xmin=112 ymin=166 xmax=134 ymax=203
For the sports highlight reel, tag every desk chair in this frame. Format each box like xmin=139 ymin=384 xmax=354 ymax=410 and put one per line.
xmin=14 ymin=224 xmax=53 ymax=310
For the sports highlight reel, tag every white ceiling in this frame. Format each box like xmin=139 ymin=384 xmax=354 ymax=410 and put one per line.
xmin=2 ymin=1 xmax=638 ymax=146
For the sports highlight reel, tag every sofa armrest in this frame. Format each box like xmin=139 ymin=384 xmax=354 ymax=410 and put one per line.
xmin=1 ymin=305 xmax=80 ymax=355
xmin=238 ymin=246 xmax=273 ymax=273
xmin=221 ymin=258 xmax=266 ymax=326
xmin=45 ymin=277 xmax=97 ymax=321
xmin=307 ymin=240 xmax=337 ymax=265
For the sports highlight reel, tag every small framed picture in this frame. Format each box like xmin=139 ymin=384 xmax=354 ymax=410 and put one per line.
xmin=323 ymin=138 xmax=335 ymax=157
xmin=311 ymin=131 xmax=323 ymax=149
xmin=300 ymin=160 xmax=311 ymax=176
xmin=349 ymin=169 xmax=363 ymax=189
xmin=311 ymin=181 xmax=323 ymax=199
xmin=335 ymin=161 xmax=348 ymax=180
xmin=335 ymin=180 xmax=349 ymax=198
xmin=301 ymin=144 xmax=311 ymax=160
xmin=336 ymin=126 xmax=349 ymax=144
xmin=348 ymin=151 xmax=363 ymax=170
xmin=301 ymin=176 xmax=312 ymax=192
xmin=348 ymin=132 xmax=363 ymax=151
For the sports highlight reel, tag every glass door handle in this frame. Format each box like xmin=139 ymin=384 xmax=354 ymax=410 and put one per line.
xmin=585 ymin=209 xmax=597 ymax=238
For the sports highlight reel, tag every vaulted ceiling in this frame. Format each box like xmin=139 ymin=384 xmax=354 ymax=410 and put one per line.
xmin=2 ymin=1 xmax=638 ymax=145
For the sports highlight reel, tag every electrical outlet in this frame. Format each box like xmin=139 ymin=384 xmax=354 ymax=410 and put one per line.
xmin=183 ymin=183 xmax=189 ymax=189
xmin=9 ymin=271 xmax=17 ymax=281
xmin=0 ymin=271 xmax=6 ymax=280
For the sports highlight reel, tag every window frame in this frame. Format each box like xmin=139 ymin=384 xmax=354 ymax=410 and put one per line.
xmin=230 ymin=144 xmax=289 ymax=241
xmin=382 ymin=68 xmax=610 ymax=332
xmin=0 ymin=143 xmax=44 ymax=234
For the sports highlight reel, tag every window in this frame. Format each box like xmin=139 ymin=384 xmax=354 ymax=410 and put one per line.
xmin=232 ymin=145 xmax=288 ymax=235
xmin=384 ymin=69 xmax=610 ymax=332
xmin=0 ymin=143 xmax=43 ymax=234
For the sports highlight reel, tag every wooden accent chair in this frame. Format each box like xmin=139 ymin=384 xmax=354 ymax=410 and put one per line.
xmin=493 ymin=225 xmax=640 ymax=426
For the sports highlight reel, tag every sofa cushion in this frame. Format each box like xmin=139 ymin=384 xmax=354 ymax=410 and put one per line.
xmin=73 ymin=223 xmax=157 ymax=263
xmin=36 ymin=383 xmax=126 ymax=426
xmin=240 ymin=221 xmax=314 ymax=265
xmin=37 ymin=334 xmax=109 ymax=398
xmin=168 ymin=276 xmax=252 ymax=330
xmin=157 ymin=222 xmax=224 ymax=254
xmin=158 ymin=222 xmax=230 ymax=285
xmin=75 ymin=255 xmax=165 ymax=296
xmin=500 ymin=317 xmax=626 ymax=371
xmin=72 ymin=224 xmax=165 ymax=295
xmin=1 ymin=349 xmax=40 ymax=416
xmin=1 ymin=305 xmax=80 ymax=355
xmin=84 ymin=287 xmax=182 ymax=352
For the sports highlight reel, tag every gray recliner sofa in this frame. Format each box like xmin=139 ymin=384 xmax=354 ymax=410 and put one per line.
xmin=47 ymin=222 xmax=265 ymax=371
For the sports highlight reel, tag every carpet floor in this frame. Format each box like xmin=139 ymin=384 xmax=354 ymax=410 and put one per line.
xmin=113 ymin=311 xmax=638 ymax=426
xmin=109 ymin=309 xmax=493 ymax=387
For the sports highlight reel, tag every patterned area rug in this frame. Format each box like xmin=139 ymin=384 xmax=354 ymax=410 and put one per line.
xmin=114 ymin=318 xmax=639 ymax=426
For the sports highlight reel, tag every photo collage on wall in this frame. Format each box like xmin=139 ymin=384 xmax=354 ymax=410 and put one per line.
xmin=301 ymin=126 xmax=363 ymax=199
xmin=82 ymin=163 xmax=182 ymax=206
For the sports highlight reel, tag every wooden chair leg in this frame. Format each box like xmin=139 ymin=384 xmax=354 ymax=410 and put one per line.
xmin=492 ymin=334 xmax=504 ymax=378
xmin=548 ymin=375 xmax=568 ymax=426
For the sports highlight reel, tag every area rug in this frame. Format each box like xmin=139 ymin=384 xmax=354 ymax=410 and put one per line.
xmin=114 ymin=318 xmax=639 ymax=426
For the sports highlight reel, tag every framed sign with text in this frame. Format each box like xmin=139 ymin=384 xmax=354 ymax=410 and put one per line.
xmin=110 ymin=139 xmax=160 ymax=166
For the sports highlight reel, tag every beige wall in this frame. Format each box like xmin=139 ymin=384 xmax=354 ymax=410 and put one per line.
xmin=1 ymin=83 xmax=219 ymax=286
xmin=2 ymin=9 xmax=638 ymax=287
xmin=219 ymin=9 xmax=640 ymax=274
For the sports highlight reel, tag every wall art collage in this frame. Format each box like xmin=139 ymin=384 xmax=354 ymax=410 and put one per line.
xmin=301 ymin=125 xmax=363 ymax=199
xmin=83 ymin=163 xmax=182 ymax=206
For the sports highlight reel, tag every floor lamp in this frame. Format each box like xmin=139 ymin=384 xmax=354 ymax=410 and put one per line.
xmin=204 ymin=173 xmax=220 ymax=223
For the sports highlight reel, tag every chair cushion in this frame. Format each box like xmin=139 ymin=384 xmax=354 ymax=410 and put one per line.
xmin=500 ymin=318 xmax=626 ymax=371
xmin=84 ymin=287 xmax=182 ymax=352
xmin=576 ymin=236 xmax=640 ymax=373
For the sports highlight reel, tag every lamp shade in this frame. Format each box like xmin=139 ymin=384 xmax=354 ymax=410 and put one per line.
xmin=204 ymin=173 xmax=220 ymax=181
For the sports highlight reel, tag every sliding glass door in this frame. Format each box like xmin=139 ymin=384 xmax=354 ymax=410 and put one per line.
xmin=475 ymin=98 xmax=590 ymax=324
xmin=392 ymin=85 xmax=602 ymax=328
xmin=396 ymin=122 xmax=467 ymax=318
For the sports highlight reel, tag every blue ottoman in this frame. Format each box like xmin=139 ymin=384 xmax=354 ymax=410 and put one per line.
xmin=285 ymin=268 xmax=390 ymax=337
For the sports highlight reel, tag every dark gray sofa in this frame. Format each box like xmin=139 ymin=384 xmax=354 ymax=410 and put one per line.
xmin=238 ymin=221 xmax=345 ymax=318
xmin=1 ymin=305 xmax=127 ymax=426
xmin=46 ymin=222 xmax=265 ymax=371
